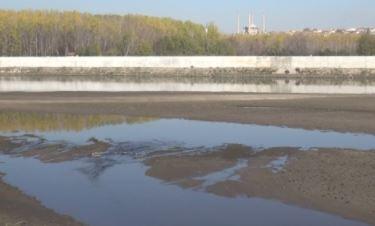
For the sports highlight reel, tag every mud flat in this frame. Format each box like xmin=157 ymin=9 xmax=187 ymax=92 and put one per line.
xmin=0 ymin=115 xmax=374 ymax=226
xmin=0 ymin=91 xmax=375 ymax=226
xmin=0 ymin=92 xmax=375 ymax=134
xmin=145 ymin=145 xmax=375 ymax=225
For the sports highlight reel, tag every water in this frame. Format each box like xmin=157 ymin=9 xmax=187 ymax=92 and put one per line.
xmin=3 ymin=117 xmax=375 ymax=150
xmin=1 ymin=78 xmax=375 ymax=94
xmin=0 ymin=112 xmax=373 ymax=226
xmin=0 ymin=155 xmax=367 ymax=226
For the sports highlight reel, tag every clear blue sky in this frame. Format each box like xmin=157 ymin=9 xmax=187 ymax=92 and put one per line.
xmin=1 ymin=0 xmax=374 ymax=33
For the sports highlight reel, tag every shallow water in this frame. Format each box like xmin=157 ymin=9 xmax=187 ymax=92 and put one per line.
xmin=0 ymin=112 xmax=373 ymax=226
xmin=0 ymin=155 xmax=368 ymax=226
xmin=3 ymin=116 xmax=375 ymax=150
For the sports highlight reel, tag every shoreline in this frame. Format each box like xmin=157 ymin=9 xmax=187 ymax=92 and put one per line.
xmin=0 ymin=176 xmax=82 ymax=226
xmin=0 ymin=92 xmax=374 ymax=134
xmin=0 ymin=136 xmax=83 ymax=225
xmin=1 ymin=56 xmax=375 ymax=77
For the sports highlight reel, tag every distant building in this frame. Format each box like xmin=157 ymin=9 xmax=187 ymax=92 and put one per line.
xmin=237 ymin=13 xmax=266 ymax=35
xmin=244 ymin=24 xmax=260 ymax=35
xmin=312 ymin=29 xmax=323 ymax=34
xmin=244 ymin=14 xmax=259 ymax=35
xmin=346 ymin=28 xmax=357 ymax=33
xmin=287 ymin=27 xmax=375 ymax=35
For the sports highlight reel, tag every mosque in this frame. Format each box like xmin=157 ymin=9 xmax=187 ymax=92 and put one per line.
xmin=237 ymin=13 xmax=266 ymax=35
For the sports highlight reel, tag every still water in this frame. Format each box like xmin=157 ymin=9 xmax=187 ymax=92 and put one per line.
xmin=0 ymin=112 xmax=373 ymax=226
xmin=1 ymin=77 xmax=375 ymax=94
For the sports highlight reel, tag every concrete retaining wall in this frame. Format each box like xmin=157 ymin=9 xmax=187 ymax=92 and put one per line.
xmin=0 ymin=56 xmax=375 ymax=69
xmin=1 ymin=56 xmax=375 ymax=76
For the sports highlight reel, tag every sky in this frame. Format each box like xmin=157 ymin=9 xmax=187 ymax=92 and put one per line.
xmin=1 ymin=0 xmax=374 ymax=33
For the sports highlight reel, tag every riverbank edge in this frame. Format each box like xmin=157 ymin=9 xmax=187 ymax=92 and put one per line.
xmin=0 ymin=92 xmax=374 ymax=135
xmin=1 ymin=67 xmax=375 ymax=77
xmin=0 ymin=173 xmax=83 ymax=225
xmin=1 ymin=56 xmax=375 ymax=76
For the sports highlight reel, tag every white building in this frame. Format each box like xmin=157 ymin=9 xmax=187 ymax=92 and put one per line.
xmin=237 ymin=13 xmax=266 ymax=35
xmin=244 ymin=14 xmax=259 ymax=35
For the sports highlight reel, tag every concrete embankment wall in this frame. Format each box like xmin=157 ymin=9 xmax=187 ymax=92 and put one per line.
xmin=1 ymin=56 xmax=375 ymax=94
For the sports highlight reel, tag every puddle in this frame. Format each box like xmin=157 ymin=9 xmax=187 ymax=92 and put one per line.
xmin=0 ymin=112 xmax=373 ymax=226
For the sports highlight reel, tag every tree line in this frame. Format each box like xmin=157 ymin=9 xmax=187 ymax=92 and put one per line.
xmin=0 ymin=10 xmax=374 ymax=56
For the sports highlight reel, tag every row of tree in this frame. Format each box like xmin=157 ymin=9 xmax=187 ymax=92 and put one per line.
xmin=0 ymin=10 xmax=374 ymax=56
xmin=229 ymin=33 xmax=362 ymax=56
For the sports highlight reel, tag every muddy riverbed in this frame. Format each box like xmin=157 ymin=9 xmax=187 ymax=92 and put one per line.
xmin=0 ymin=111 xmax=374 ymax=226
xmin=1 ymin=92 xmax=375 ymax=134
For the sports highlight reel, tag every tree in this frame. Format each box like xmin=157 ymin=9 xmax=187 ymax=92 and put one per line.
xmin=117 ymin=32 xmax=136 ymax=56
xmin=136 ymin=42 xmax=153 ymax=55
xmin=283 ymin=34 xmax=308 ymax=56
xmin=0 ymin=9 xmax=368 ymax=56
xmin=358 ymin=33 xmax=375 ymax=56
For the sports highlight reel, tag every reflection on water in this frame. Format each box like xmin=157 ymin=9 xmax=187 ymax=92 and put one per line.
xmin=1 ymin=78 xmax=375 ymax=94
xmin=0 ymin=112 xmax=155 ymax=132
xmin=0 ymin=112 xmax=374 ymax=226
xmin=3 ymin=117 xmax=375 ymax=149
xmin=1 ymin=155 xmax=369 ymax=226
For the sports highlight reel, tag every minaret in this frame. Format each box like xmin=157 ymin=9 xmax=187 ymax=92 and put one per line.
xmin=237 ymin=15 xmax=240 ymax=34
xmin=248 ymin=13 xmax=252 ymax=28
xmin=262 ymin=15 xmax=266 ymax=33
